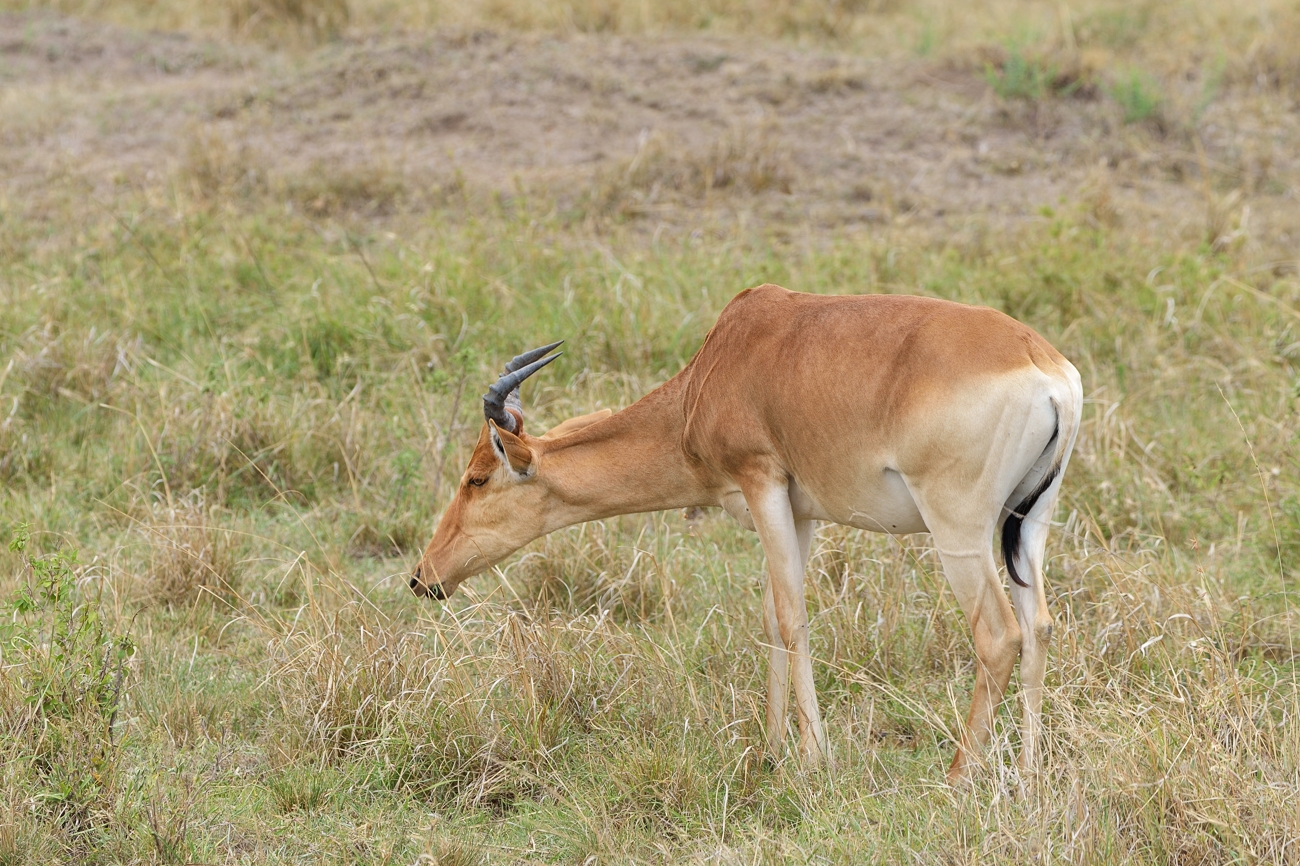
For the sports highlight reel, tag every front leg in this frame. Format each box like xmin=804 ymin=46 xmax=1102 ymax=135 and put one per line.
xmin=747 ymin=479 xmax=825 ymax=767
xmin=761 ymin=578 xmax=789 ymax=759
xmin=761 ymin=516 xmax=815 ymax=761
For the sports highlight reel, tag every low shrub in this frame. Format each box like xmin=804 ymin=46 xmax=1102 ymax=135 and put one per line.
xmin=0 ymin=526 xmax=135 ymax=848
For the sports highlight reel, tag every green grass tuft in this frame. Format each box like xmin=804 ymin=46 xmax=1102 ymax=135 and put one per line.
xmin=985 ymin=48 xmax=1054 ymax=101
xmin=1110 ymin=67 xmax=1165 ymax=124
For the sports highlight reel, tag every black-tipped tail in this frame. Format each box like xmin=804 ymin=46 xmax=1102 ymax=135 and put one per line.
xmin=1001 ymin=422 xmax=1061 ymax=588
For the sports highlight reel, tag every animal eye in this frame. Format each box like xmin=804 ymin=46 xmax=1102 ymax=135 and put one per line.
xmin=468 ymin=477 xmax=488 ymax=487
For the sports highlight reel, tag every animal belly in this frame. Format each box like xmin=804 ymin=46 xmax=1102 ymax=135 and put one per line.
xmin=720 ymin=472 xmax=927 ymax=535
xmin=811 ymin=469 xmax=928 ymax=534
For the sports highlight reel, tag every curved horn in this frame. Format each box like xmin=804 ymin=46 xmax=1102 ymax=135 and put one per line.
xmin=503 ymin=340 xmax=564 ymax=374
xmin=483 ymin=342 xmax=563 ymax=432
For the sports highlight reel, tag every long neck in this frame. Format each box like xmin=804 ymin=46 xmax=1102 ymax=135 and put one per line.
xmin=537 ymin=378 xmax=706 ymax=529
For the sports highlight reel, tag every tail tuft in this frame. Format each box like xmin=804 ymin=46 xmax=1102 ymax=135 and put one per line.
xmin=1001 ymin=420 xmax=1061 ymax=588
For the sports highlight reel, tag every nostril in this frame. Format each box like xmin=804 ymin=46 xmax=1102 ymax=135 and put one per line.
xmin=409 ymin=577 xmax=418 ymax=588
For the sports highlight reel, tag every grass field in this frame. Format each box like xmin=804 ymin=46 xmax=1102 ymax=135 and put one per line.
xmin=1 ymin=0 xmax=1299 ymax=862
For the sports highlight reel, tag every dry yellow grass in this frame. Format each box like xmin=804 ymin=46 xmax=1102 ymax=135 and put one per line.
xmin=589 ymin=125 xmax=796 ymax=219
xmin=137 ymin=493 xmax=242 ymax=607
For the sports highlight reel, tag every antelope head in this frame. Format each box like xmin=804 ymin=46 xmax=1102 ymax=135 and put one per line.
xmin=410 ymin=342 xmax=610 ymax=599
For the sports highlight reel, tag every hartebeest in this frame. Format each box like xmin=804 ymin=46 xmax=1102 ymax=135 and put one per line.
xmin=412 ymin=284 xmax=1082 ymax=779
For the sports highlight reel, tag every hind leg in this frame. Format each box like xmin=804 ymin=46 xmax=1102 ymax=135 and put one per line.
xmin=930 ymin=526 xmax=1023 ymax=781
xmin=1006 ymin=479 xmax=1064 ymax=774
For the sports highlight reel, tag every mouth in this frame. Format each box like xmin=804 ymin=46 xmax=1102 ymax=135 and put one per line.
xmin=409 ymin=565 xmax=447 ymax=599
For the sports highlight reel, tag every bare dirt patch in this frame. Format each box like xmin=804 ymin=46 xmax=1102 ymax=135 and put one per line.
xmin=2 ymin=11 xmax=1298 ymax=255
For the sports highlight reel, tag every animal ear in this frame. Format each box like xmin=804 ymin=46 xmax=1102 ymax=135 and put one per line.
xmin=488 ymin=420 xmax=535 ymax=479
xmin=540 ymin=408 xmax=613 ymax=439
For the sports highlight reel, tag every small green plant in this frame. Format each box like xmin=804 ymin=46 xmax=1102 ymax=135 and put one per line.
xmin=985 ymin=48 xmax=1052 ymax=101
xmin=1110 ymin=68 xmax=1164 ymax=124
xmin=1194 ymin=55 xmax=1226 ymax=120
xmin=1 ymin=525 xmax=135 ymax=832
xmin=265 ymin=764 xmax=333 ymax=814
xmin=913 ymin=21 xmax=936 ymax=57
